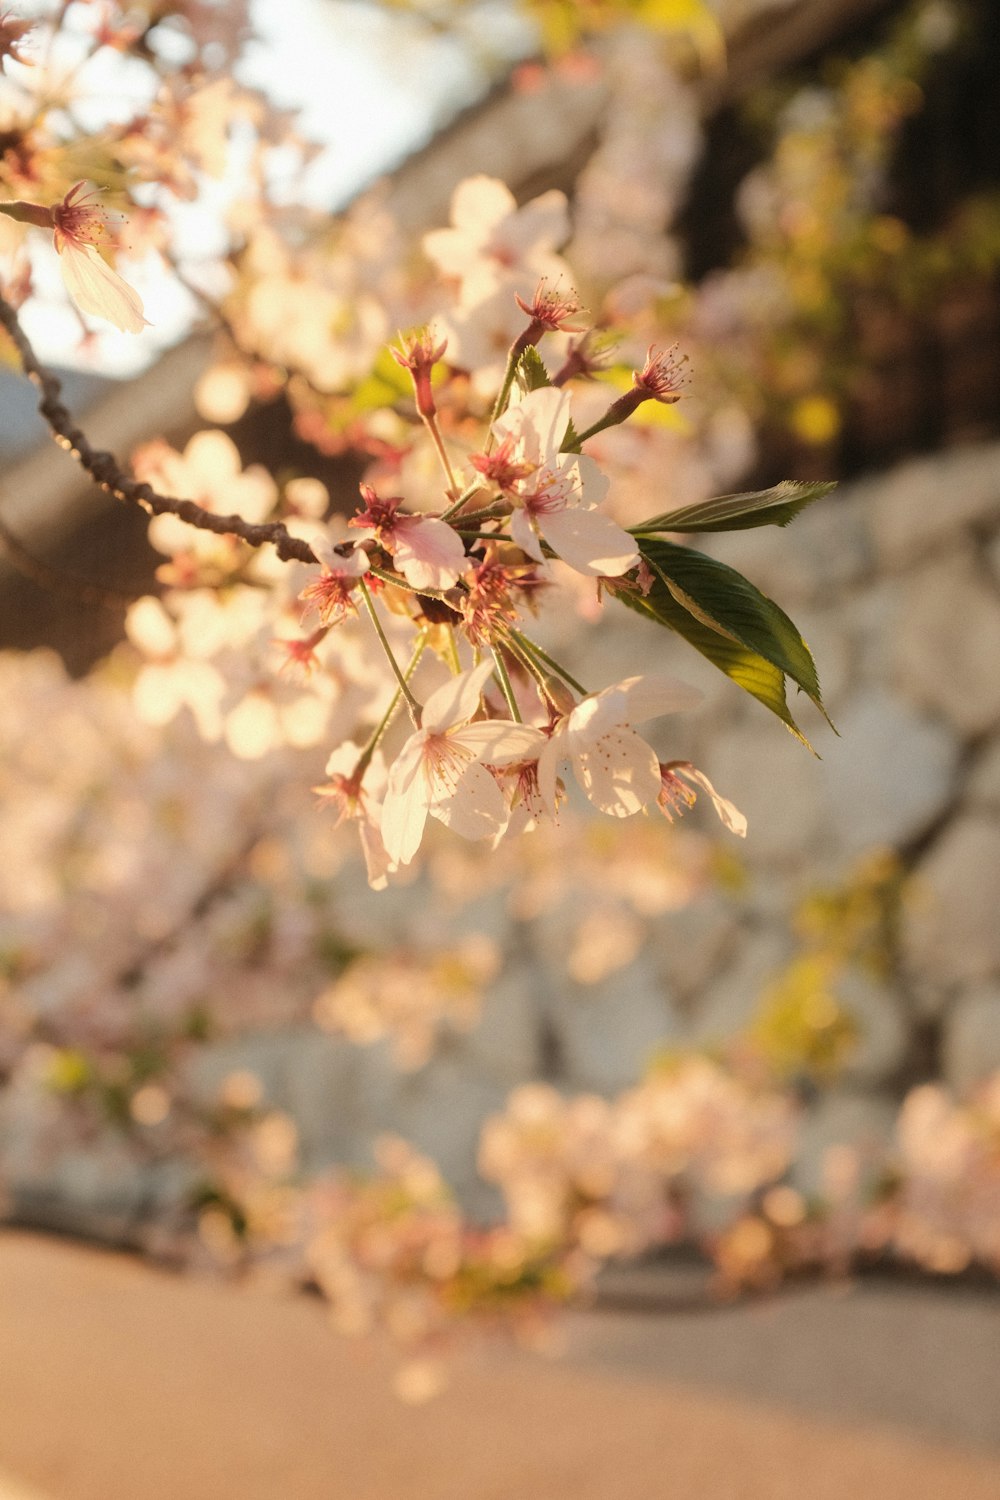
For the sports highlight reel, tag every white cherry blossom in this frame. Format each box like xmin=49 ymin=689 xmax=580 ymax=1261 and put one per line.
xmin=423 ymin=176 xmax=570 ymax=304
xmin=487 ymin=387 xmax=639 ymax=578
xmin=349 ymin=486 xmax=466 ymax=592
xmin=381 ymin=661 xmax=545 ymax=868
xmin=538 ymin=674 xmax=703 ymax=818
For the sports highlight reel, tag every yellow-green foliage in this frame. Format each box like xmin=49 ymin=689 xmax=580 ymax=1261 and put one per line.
xmin=751 ymin=851 xmax=908 ymax=1080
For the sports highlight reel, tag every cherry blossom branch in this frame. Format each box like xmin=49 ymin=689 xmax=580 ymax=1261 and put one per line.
xmin=0 ymin=291 xmax=320 ymax=568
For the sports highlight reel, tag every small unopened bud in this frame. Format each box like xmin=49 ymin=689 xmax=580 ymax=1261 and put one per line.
xmin=391 ymin=327 xmax=447 ymax=421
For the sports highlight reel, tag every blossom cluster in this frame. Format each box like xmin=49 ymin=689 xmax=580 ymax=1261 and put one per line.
xmin=1 ymin=6 xmax=841 ymax=897
xmin=122 ymin=164 xmax=764 ymax=890
xmin=0 ymin=643 xmax=718 ymax=1225
xmin=297 ymin=1060 xmax=1000 ymax=1397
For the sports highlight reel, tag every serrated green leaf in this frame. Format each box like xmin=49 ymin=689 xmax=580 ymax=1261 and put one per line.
xmin=649 ymin=539 xmax=829 ymax=714
xmin=633 ymin=480 xmax=836 ymax=535
xmin=618 ymin=538 xmax=833 ymax=746
xmin=516 ymin=346 xmax=552 ymax=393
xmin=620 ymin=576 xmax=815 ymax=748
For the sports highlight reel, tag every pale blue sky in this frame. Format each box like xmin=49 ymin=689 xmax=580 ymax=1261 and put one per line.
xmin=18 ymin=0 xmax=530 ymax=374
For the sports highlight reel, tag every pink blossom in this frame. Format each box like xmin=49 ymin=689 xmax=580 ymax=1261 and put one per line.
xmin=301 ymin=536 xmax=370 ymax=626
xmin=657 ymin=761 xmax=747 ymax=837
xmin=315 ymin=743 xmax=390 ymax=891
xmin=350 ymin=485 xmax=466 ymax=592
xmin=391 ymin=327 xmax=448 ymax=420
xmin=423 ymin=177 xmax=570 ymax=296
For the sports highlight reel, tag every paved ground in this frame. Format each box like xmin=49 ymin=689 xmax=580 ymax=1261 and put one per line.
xmin=1 ymin=1232 xmax=998 ymax=1500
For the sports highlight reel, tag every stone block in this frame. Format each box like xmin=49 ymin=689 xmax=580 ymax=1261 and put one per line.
xmin=892 ymin=551 xmax=1000 ymax=735
xmin=687 ymin=928 xmax=793 ymax=1045
xmin=942 ymin=985 xmax=1000 ymax=1096
xmin=700 ymin=491 xmax=873 ymax=606
xmin=902 ymin=815 xmax=1000 ymax=993
xmin=836 ymin=970 xmax=910 ymax=1087
xmin=966 ymin=736 xmax=1000 ymax=812
xmin=542 ymin=953 xmax=682 ymax=1094
xmin=789 ymin=1093 xmax=898 ymax=1197
xmin=816 ymin=687 xmax=959 ymax=858
xmin=706 ymin=722 xmax=829 ymax=867
xmin=868 ymin=441 xmax=1000 ymax=570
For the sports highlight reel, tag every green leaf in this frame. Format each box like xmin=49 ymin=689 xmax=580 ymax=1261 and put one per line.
xmin=348 ymin=346 xmax=413 ymax=414
xmin=619 ymin=538 xmax=833 ymax=746
xmin=632 ymin=480 xmax=836 ymax=534
xmin=621 ymin=580 xmax=812 ymax=746
xmin=516 ymin=346 xmax=552 ymax=393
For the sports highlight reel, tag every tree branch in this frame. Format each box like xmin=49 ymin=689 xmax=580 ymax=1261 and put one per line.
xmin=0 ymin=291 xmax=319 ymax=568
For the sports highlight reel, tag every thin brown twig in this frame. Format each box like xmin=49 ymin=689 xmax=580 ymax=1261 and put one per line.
xmin=0 ymin=291 xmax=320 ymax=568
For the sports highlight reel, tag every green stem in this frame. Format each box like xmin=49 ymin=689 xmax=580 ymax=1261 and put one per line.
xmin=510 ymin=630 xmax=587 ymax=697
xmin=422 ymin=411 xmax=459 ymax=497
xmin=442 ymin=624 xmax=462 ymax=676
xmin=368 ymin=566 xmax=454 ymax=604
xmin=491 ymin=644 xmax=522 ymax=722
xmin=441 ymin=478 xmax=487 ymax=522
xmin=354 ymin=630 xmax=429 ymax=773
xmin=484 ymin=331 xmax=533 ymax=454
xmin=500 ymin=629 xmax=560 ymax=710
xmin=359 ymin=578 xmax=422 ymax=724
xmin=449 ymin=503 xmax=510 ymax=527
xmin=455 ymin=530 xmax=514 ymax=543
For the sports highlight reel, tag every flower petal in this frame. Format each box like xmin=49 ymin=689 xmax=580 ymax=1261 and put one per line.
xmin=673 ymin=763 xmax=748 ymax=837
xmin=451 ymin=175 xmax=517 ymax=232
xmin=420 ymin=659 xmax=494 ymax=734
xmin=607 ymin=673 xmax=703 ymax=724
xmin=573 ymin=725 xmax=661 ymax=816
xmin=431 ymin=761 xmax=508 ymax=841
xmin=58 ymin=241 xmax=147 ymax=333
xmin=453 ymin=721 xmax=547 ymax=766
xmin=537 ymin=730 xmax=564 ymax=813
xmin=539 ymin=506 xmax=639 ymax=577
xmin=393 ymin=515 xmax=466 ymax=591
xmin=510 ymin=506 xmax=545 ymax=563
xmin=381 ymin=745 xmax=432 ymax=866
